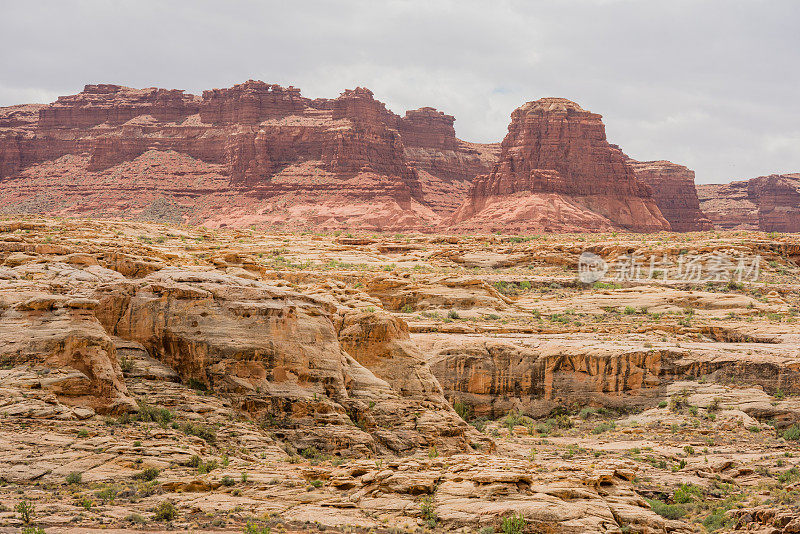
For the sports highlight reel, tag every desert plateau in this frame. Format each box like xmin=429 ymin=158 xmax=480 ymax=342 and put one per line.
xmin=1 ymin=1 xmax=799 ymax=533
xmin=0 ymin=218 xmax=799 ymax=533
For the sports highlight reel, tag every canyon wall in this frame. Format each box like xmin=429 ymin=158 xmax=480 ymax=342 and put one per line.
xmin=0 ymin=84 xmax=738 ymax=232
xmin=698 ymin=173 xmax=800 ymax=232
xmin=626 ymin=159 xmax=713 ymax=232
xmin=0 ymin=81 xmax=494 ymax=231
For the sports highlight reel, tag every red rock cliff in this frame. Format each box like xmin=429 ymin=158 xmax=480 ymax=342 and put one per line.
xmin=38 ymin=84 xmax=200 ymax=129
xmin=450 ymin=98 xmax=670 ymax=232
xmin=698 ymin=173 xmax=800 ymax=232
xmin=0 ymin=82 xmax=495 ymax=230
xmin=200 ymin=80 xmax=308 ymax=125
xmin=625 ymin=158 xmax=713 ymax=232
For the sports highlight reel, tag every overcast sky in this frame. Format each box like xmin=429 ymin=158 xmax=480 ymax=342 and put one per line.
xmin=1 ymin=0 xmax=798 ymax=183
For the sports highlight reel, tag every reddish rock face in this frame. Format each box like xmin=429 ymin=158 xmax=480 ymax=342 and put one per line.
xmin=449 ymin=98 xmax=670 ymax=232
xmin=200 ymin=80 xmax=308 ymax=125
xmin=38 ymin=84 xmax=200 ymax=129
xmin=0 ymin=82 xmax=495 ymax=230
xmin=398 ymin=107 xmax=458 ymax=151
xmin=625 ymin=159 xmax=713 ymax=232
xmin=398 ymin=108 xmax=499 ymax=214
xmin=698 ymin=173 xmax=800 ymax=232
xmin=749 ymin=174 xmax=800 ymax=232
xmin=1 ymin=86 xmax=727 ymax=233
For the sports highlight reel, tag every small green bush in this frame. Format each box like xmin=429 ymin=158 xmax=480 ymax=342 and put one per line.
xmin=420 ymin=496 xmax=437 ymax=528
xmin=778 ymin=467 xmax=800 ymax=484
xmin=674 ymin=483 xmax=703 ymax=504
xmin=197 ymin=458 xmax=218 ymax=474
xmin=300 ymin=446 xmax=320 ymax=459
xmin=153 ymin=499 xmax=177 ymax=521
xmin=243 ymin=522 xmax=271 ymax=534
xmin=94 ymin=486 xmax=118 ymax=503
xmin=181 ymin=422 xmax=217 ymax=444
xmin=592 ymin=421 xmax=616 ymax=434
xmin=134 ymin=467 xmax=160 ymax=481
xmin=15 ymin=500 xmax=34 ymax=523
xmin=453 ymin=400 xmax=473 ymax=421
xmin=702 ymin=509 xmax=735 ymax=531
xmin=783 ymin=425 xmax=800 ymax=441
xmin=65 ymin=472 xmax=82 ymax=485
xmin=646 ymin=498 xmax=685 ymax=520
xmin=501 ymin=512 xmax=526 ymax=534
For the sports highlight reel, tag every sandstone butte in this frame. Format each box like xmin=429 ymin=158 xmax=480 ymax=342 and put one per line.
xmin=697 ymin=173 xmax=800 ymax=233
xmin=449 ymin=98 xmax=671 ymax=233
xmin=0 ymin=81 xmax=736 ymax=233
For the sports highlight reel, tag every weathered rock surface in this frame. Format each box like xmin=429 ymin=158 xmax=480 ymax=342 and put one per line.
xmin=93 ymin=268 xmax=479 ymax=455
xmin=626 ymin=159 xmax=713 ymax=232
xmin=418 ymin=332 xmax=800 ymax=419
xmin=0 ymin=82 xmax=496 ymax=230
xmin=450 ymin=98 xmax=671 ymax=233
xmin=1 ymin=218 xmax=799 ymax=533
xmin=698 ymin=173 xmax=800 ymax=232
xmin=0 ymin=85 xmax=742 ymax=234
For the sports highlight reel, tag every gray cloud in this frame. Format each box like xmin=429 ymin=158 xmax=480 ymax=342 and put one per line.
xmin=1 ymin=0 xmax=797 ymax=183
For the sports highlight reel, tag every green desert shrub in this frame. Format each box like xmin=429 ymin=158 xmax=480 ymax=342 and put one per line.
xmin=501 ymin=512 xmax=526 ymax=534
xmin=783 ymin=425 xmax=800 ymax=441
xmin=646 ymin=498 xmax=685 ymax=520
xmin=153 ymin=499 xmax=177 ymax=521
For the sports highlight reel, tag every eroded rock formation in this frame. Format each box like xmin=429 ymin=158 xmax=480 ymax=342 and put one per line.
xmin=0 ymin=84 xmax=738 ymax=233
xmin=698 ymin=173 xmax=800 ymax=232
xmin=449 ymin=98 xmax=671 ymax=233
xmin=625 ymin=159 xmax=713 ymax=232
xmin=2 ymin=218 xmax=800 ymax=532
xmin=0 ymin=82 xmax=495 ymax=230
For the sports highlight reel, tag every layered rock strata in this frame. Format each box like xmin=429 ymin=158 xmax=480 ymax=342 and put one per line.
xmin=698 ymin=173 xmax=800 ymax=232
xmin=450 ymin=98 xmax=671 ymax=232
xmin=0 ymin=82 xmax=496 ymax=229
xmin=626 ymin=158 xmax=713 ymax=231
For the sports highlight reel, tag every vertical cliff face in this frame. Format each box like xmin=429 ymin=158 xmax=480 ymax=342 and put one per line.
xmin=697 ymin=181 xmax=759 ymax=230
xmin=200 ymin=80 xmax=308 ymax=125
xmin=398 ymin=108 xmax=459 ymax=151
xmin=698 ymin=173 xmax=800 ymax=232
xmin=324 ymin=88 xmax=417 ymax=183
xmin=397 ymin=107 xmax=499 ymax=214
xmin=749 ymin=174 xmax=800 ymax=232
xmin=449 ymin=98 xmax=670 ymax=232
xmin=38 ymin=84 xmax=200 ymax=129
xmin=626 ymin=159 xmax=713 ymax=232
xmin=0 ymin=132 xmax=23 ymax=178
xmin=0 ymin=82 xmax=497 ymax=230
